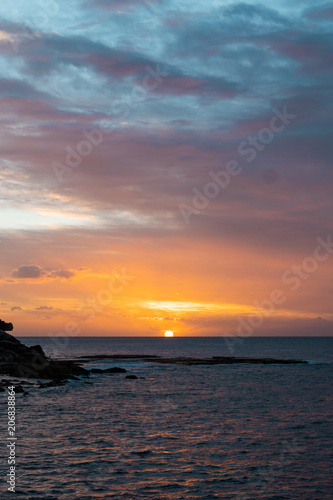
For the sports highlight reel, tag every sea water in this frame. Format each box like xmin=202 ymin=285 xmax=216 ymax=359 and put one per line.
xmin=1 ymin=337 xmax=332 ymax=499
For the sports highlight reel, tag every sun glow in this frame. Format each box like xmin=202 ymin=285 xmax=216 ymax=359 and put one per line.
xmin=140 ymin=300 xmax=257 ymax=314
xmin=164 ymin=330 xmax=174 ymax=337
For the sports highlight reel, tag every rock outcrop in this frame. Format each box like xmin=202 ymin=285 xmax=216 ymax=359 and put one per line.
xmin=0 ymin=330 xmax=89 ymax=381
xmin=0 ymin=319 xmax=14 ymax=331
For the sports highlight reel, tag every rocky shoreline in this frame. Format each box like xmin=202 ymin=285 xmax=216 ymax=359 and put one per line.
xmin=0 ymin=330 xmax=91 ymax=392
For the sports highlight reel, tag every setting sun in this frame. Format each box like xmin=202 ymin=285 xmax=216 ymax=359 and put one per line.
xmin=164 ymin=330 xmax=174 ymax=337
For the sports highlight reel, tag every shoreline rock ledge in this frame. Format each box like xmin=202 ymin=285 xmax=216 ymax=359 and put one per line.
xmin=0 ymin=330 xmax=89 ymax=381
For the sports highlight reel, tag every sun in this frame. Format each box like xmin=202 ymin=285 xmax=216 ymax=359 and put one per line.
xmin=164 ymin=330 xmax=174 ymax=337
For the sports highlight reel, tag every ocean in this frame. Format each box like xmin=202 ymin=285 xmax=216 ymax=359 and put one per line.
xmin=1 ymin=336 xmax=332 ymax=499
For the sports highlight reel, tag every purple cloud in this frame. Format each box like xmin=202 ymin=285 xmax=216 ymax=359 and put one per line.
xmin=11 ymin=265 xmax=43 ymax=279
xmin=11 ymin=265 xmax=75 ymax=280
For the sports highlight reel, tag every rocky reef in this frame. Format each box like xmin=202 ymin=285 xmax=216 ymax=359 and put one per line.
xmin=76 ymin=354 xmax=308 ymax=365
xmin=142 ymin=356 xmax=308 ymax=365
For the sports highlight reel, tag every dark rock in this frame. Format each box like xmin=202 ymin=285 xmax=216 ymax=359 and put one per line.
xmin=105 ymin=367 xmax=127 ymax=373
xmin=125 ymin=375 xmax=138 ymax=379
xmin=30 ymin=345 xmax=46 ymax=357
xmin=0 ymin=350 xmax=15 ymax=363
xmin=0 ymin=320 xmax=14 ymax=331
xmin=0 ymin=331 xmax=20 ymax=343
xmin=0 ymin=330 xmax=90 ymax=382
xmin=38 ymin=360 xmax=89 ymax=380
xmin=77 ymin=354 xmax=160 ymax=360
xmin=1 ymin=340 xmax=33 ymax=355
xmin=89 ymin=367 xmax=127 ymax=374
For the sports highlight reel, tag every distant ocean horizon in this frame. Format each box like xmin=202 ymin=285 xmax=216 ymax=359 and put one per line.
xmin=19 ymin=335 xmax=333 ymax=362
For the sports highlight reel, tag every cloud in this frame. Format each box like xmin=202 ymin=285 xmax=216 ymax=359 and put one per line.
xmin=35 ymin=306 xmax=53 ymax=310
xmin=305 ymin=5 xmax=333 ymax=20
xmin=216 ymin=2 xmax=288 ymax=34
xmin=3 ymin=31 xmax=156 ymax=80
xmin=10 ymin=265 xmax=75 ymax=280
xmin=47 ymin=269 xmax=75 ymax=279
xmin=11 ymin=264 xmax=43 ymax=279
xmin=11 ymin=306 xmax=22 ymax=311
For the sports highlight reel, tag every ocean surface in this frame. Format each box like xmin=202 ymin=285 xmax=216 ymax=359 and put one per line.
xmin=1 ymin=336 xmax=332 ymax=499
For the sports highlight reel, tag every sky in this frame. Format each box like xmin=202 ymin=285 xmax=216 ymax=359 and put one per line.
xmin=0 ymin=0 xmax=332 ymax=337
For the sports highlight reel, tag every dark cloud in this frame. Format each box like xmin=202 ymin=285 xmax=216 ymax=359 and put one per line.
xmin=0 ymin=78 xmax=47 ymax=99
xmin=47 ymin=269 xmax=75 ymax=279
xmin=5 ymin=32 xmax=156 ymax=79
xmin=1 ymin=29 xmax=240 ymax=102
xmin=216 ymin=2 xmax=288 ymax=33
xmin=11 ymin=264 xmax=43 ymax=279
xmin=0 ymin=18 xmax=34 ymax=37
xmin=10 ymin=265 xmax=75 ymax=280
